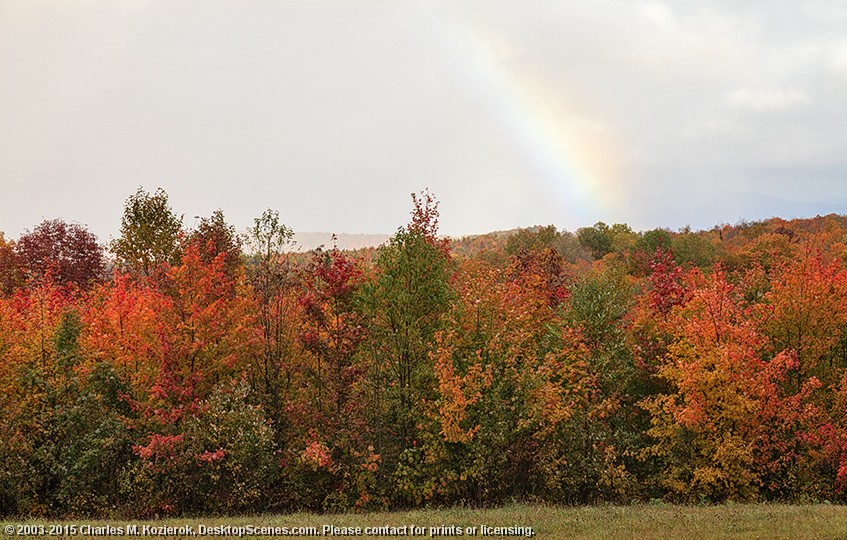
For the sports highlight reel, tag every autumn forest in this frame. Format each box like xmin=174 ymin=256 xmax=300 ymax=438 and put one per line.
xmin=3 ymin=188 xmax=847 ymax=518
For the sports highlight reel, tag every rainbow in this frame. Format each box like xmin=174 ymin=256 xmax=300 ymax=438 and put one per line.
xmin=431 ymin=18 xmax=620 ymax=227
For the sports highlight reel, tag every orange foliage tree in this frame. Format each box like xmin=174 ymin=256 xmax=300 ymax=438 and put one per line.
xmin=643 ymin=266 xmax=819 ymax=501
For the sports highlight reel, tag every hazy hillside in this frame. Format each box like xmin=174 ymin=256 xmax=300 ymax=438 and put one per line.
xmin=291 ymin=232 xmax=390 ymax=251
xmin=293 ymin=229 xmax=524 ymax=255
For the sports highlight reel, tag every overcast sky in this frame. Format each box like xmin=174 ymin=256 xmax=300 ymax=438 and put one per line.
xmin=1 ymin=0 xmax=846 ymax=241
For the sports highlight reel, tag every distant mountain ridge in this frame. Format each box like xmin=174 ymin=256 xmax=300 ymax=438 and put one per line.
xmin=292 ymin=232 xmax=390 ymax=251
xmin=291 ymin=228 xmax=529 ymax=253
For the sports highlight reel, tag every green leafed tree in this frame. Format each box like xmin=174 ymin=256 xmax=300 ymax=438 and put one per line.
xmin=245 ymin=208 xmax=294 ymax=262
xmin=577 ymin=222 xmax=613 ymax=260
xmin=111 ymin=187 xmax=183 ymax=277
xmin=362 ymin=191 xmax=454 ymax=487
xmin=505 ymin=225 xmax=561 ymax=256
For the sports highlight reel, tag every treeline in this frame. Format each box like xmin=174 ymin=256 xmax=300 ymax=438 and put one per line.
xmin=3 ymin=187 xmax=847 ymax=517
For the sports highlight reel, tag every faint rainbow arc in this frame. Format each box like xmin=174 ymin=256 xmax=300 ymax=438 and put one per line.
xmin=432 ymin=20 xmax=614 ymax=227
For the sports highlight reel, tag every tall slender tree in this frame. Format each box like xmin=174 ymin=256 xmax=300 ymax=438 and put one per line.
xmin=362 ymin=191 xmax=454 ymax=490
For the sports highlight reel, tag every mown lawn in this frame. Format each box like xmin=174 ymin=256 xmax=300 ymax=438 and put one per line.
xmin=4 ymin=504 xmax=847 ymax=539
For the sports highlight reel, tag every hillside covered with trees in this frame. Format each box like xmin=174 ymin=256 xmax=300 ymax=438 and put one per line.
xmin=3 ymin=188 xmax=847 ymax=517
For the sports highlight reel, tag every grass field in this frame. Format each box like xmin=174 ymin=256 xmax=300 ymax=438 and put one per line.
xmin=4 ymin=504 xmax=847 ymax=539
